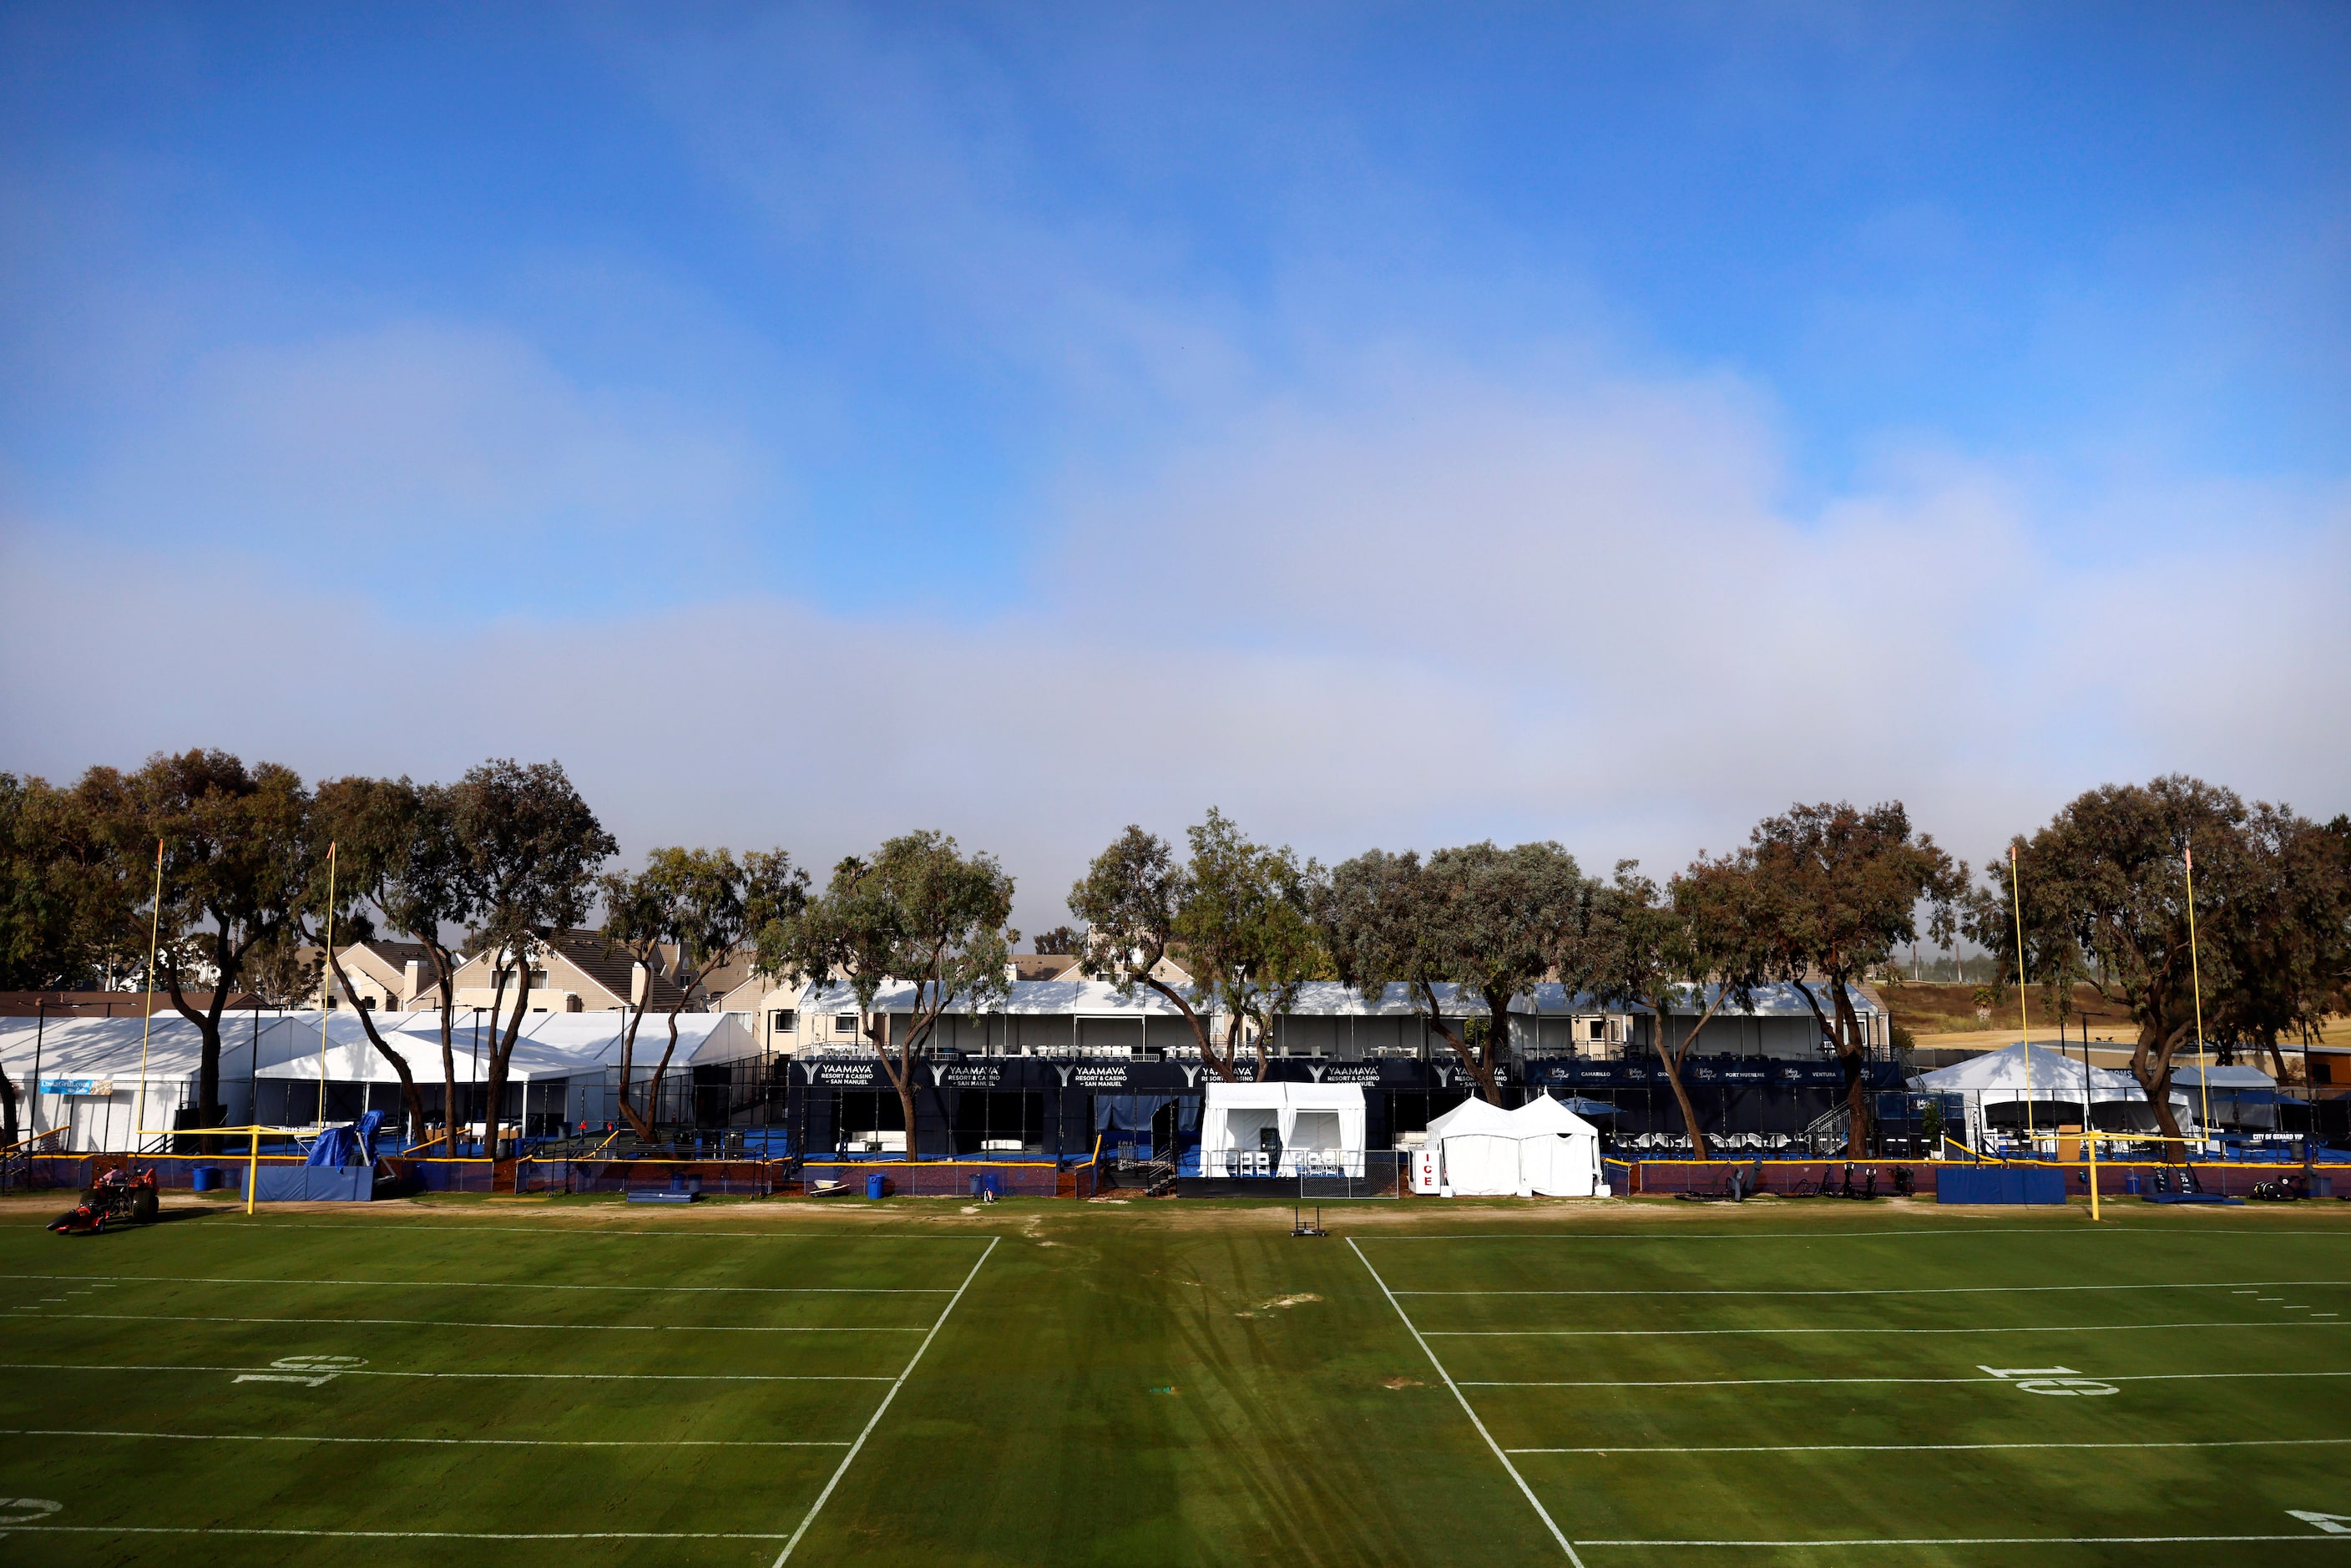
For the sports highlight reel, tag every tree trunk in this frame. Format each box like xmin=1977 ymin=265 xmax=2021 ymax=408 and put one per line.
xmin=1140 ymin=974 xmax=1231 ymax=1082
xmin=1656 ymin=1043 xmax=1711 ymax=1162
xmin=615 ymin=979 xmax=651 ymax=1138
xmin=1647 ymin=984 xmax=1739 ymax=1162
xmin=638 ymin=1003 xmax=691 ymax=1141
xmin=480 ymin=959 xmax=532 ymax=1160
xmin=0 ymin=1075 xmax=18 ymax=1147
xmin=1829 ymin=981 xmax=1872 ymax=1160
xmin=164 ymin=959 xmax=230 ymax=1135
xmin=2130 ymin=1019 xmax=2192 ymax=1144
xmin=329 ymin=950 xmax=428 ymax=1145
xmin=1417 ymin=983 xmax=1499 ymax=1104
xmin=424 ymin=946 xmax=458 ymax=1154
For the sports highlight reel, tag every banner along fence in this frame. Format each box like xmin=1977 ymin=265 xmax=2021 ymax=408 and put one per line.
xmin=797 ymin=1154 xmax=1096 ymax=1199
xmin=1624 ymin=1156 xmax=2343 ymax=1199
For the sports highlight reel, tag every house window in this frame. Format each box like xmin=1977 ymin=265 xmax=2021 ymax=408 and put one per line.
xmin=772 ymin=1009 xmax=797 ymax=1034
xmin=528 ymin=968 xmax=549 ymax=988
xmin=835 ymin=1014 xmax=858 ymax=1035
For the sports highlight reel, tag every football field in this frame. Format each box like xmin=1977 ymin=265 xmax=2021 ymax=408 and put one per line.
xmin=2 ymin=1195 xmax=2348 ymax=1565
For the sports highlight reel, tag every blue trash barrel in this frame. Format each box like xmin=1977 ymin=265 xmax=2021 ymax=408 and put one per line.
xmin=2124 ymin=1172 xmax=2142 ymax=1196
xmin=190 ymin=1166 xmax=222 ymax=1192
xmin=865 ymin=1172 xmax=887 ymax=1200
xmin=980 ymin=1171 xmax=1002 ymax=1199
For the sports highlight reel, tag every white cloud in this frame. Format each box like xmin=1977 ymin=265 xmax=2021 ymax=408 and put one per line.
xmin=66 ymin=320 xmax=769 ymax=613
xmin=7 ymin=350 xmax=2343 ymax=933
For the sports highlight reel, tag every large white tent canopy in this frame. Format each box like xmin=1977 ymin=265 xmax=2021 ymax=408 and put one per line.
xmin=1199 ymin=1080 xmax=1368 ymax=1176
xmin=1908 ymin=1042 xmax=2192 ymax=1138
xmin=1 ymin=1009 xmax=759 ymax=1150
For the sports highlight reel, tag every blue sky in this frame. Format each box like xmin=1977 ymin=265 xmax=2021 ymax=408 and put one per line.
xmin=3 ymin=3 xmax=2344 ymax=926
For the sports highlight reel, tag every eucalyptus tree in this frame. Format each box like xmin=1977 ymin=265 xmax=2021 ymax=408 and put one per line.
xmin=760 ymin=832 xmax=1013 ymax=1156
xmin=0 ymin=773 xmax=121 ymax=1142
xmin=1068 ymin=811 xmax=1321 ymax=1081
xmin=451 ymin=760 xmax=615 ymax=1156
xmin=1322 ymin=841 xmax=1588 ymax=1105
xmin=601 ymin=847 xmax=806 ymax=1139
xmin=1970 ymin=777 xmax=2348 ymax=1141
xmin=1709 ymin=802 xmax=1962 ymax=1157
xmin=308 ymin=776 xmax=449 ymax=1143
xmin=1560 ymin=862 xmax=1765 ymax=1161
xmin=75 ymin=751 xmax=321 ymax=1130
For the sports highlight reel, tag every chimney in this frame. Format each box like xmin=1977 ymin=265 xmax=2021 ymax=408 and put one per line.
xmin=631 ymin=962 xmax=648 ymax=1005
xmin=403 ymin=959 xmax=422 ymax=1003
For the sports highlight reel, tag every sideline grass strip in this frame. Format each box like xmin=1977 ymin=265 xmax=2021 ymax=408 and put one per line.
xmin=1 ymin=1272 xmax=953 ymax=1292
xmin=0 ymin=1360 xmax=892 ymax=1382
xmin=1397 ymin=1279 xmax=2351 ymax=1296
xmin=1347 ymin=1237 xmax=1584 ymax=1566
xmin=0 ymin=1427 xmax=849 ymax=1447
xmin=58 ymin=1311 xmax=924 ymax=1332
xmin=771 ymin=1235 xmax=1000 ymax=1565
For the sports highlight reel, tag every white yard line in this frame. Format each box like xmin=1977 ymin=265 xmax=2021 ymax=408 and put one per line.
xmin=1462 ymin=1368 xmax=2351 ymax=1389
xmin=1571 ymin=1534 xmax=2351 ymax=1550
xmin=0 ymin=1361 xmax=892 ymax=1383
xmin=0 ymin=1272 xmax=949 ymax=1294
xmin=1512 ymin=1435 xmax=2351 ymax=1455
xmin=1347 ymin=1237 xmax=1585 ymax=1568
xmin=771 ymin=1235 xmax=1000 ymax=1567
xmin=3 ymin=1525 xmax=793 ymax=1540
xmin=1426 ymin=1319 xmax=2351 ymax=1338
xmin=1398 ymin=1280 xmax=2351 ymax=1297
xmin=0 ymin=1427 xmax=848 ymax=1448
xmin=59 ymin=1313 xmax=921 ymax=1333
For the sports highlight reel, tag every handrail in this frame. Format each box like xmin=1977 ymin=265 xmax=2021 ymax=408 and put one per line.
xmin=1 ymin=1126 xmax=68 ymax=1158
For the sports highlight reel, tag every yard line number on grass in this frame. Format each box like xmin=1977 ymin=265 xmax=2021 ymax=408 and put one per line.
xmin=1458 ymin=1367 xmax=2351 ymax=1389
xmin=1423 ymin=1319 xmax=2351 ymax=1338
xmin=1347 ymin=1237 xmax=1585 ymax=1567
xmin=771 ymin=1235 xmax=1000 ymax=1568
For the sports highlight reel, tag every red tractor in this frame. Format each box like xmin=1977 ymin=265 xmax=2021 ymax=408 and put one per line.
xmin=48 ymin=1164 xmax=160 ymax=1235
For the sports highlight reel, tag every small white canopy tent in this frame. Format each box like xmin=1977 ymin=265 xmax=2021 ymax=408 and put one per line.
xmin=1199 ymin=1081 xmax=1368 ymax=1176
xmin=1510 ymin=1094 xmax=1605 ymax=1197
xmin=1426 ymin=1097 xmax=1524 ymax=1196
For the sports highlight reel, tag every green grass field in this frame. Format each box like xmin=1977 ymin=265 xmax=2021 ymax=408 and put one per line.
xmin=3 ymin=1193 xmax=2349 ymax=1565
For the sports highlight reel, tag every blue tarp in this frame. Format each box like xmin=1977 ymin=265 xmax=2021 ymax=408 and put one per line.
xmin=305 ymin=1110 xmax=385 ymax=1167
xmin=254 ymin=1166 xmax=374 ymax=1201
xmin=1092 ymin=1095 xmax=1200 ymax=1133
xmin=1938 ymin=1166 xmax=2068 ymax=1206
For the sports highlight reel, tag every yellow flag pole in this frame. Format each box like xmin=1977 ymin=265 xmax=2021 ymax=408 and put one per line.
xmin=2010 ymin=843 xmax=2033 ymax=1151
xmin=316 ymin=842 xmax=336 ymax=1129
xmin=2086 ymin=1120 xmax=2100 ymax=1222
xmin=133 ymin=839 xmax=164 ymax=1154
xmin=2185 ymin=843 xmax=2211 ymax=1151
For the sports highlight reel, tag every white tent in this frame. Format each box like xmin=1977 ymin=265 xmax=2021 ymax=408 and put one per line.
xmin=1199 ymin=1081 xmax=1368 ymax=1176
xmin=1908 ymin=1042 xmax=2190 ymax=1141
xmin=1510 ymin=1095 xmax=1605 ymax=1197
xmin=1426 ymin=1097 xmax=1524 ymax=1196
xmin=2170 ymin=1063 xmax=2282 ymax=1131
